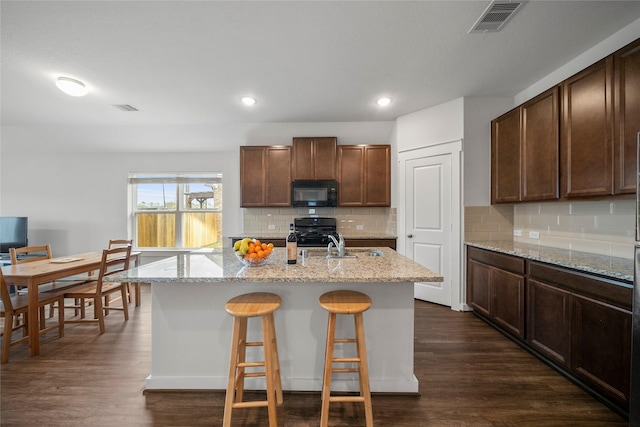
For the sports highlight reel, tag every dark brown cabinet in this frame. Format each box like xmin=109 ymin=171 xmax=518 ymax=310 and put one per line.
xmin=467 ymin=247 xmax=525 ymax=339
xmin=614 ymin=38 xmax=640 ymax=195
xmin=527 ymin=279 xmax=571 ymax=367
xmin=291 ymin=137 xmax=337 ymax=181
xmin=344 ymin=238 xmax=396 ymax=250
xmin=491 ymin=87 xmax=559 ymax=204
xmin=240 ymin=146 xmax=291 ymax=207
xmin=572 ymin=294 xmax=631 ymax=408
xmin=491 ymin=108 xmax=521 ymax=203
xmin=338 ymin=145 xmax=391 ymax=207
xmin=468 ymin=247 xmax=633 ymax=413
xmin=561 ymin=57 xmax=614 ymax=198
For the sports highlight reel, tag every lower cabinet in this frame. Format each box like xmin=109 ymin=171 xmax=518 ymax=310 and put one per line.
xmin=467 ymin=246 xmax=632 ymax=415
xmin=467 ymin=247 xmax=525 ymax=339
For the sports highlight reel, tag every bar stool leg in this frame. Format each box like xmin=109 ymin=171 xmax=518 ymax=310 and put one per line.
xmin=320 ymin=312 xmax=337 ymax=427
xmin=355 ymin=312 xmax=373 ymax=426
xmin=262 ymin=313 xmax=278 ymax=427
xmin=223 ymin=317 xmax=242 ymax=427
xmin=267 ymin=312 xmax=284 ymax=404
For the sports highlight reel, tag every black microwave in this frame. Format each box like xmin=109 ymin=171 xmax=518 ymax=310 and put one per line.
xmin=291 ymin=180 xmax=338 ymax=207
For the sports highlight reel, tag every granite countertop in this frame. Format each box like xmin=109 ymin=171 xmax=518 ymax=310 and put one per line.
xmin=229 ymin=233 xmax=397 ymax=240
xmin=109 ymin=247 xmax=441 ymax=284
xmin=465 ymin=240 xmax=633 ymax=283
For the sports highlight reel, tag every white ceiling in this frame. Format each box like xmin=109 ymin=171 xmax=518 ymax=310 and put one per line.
xmin=2 ymin=1 xmax=640 ymax=151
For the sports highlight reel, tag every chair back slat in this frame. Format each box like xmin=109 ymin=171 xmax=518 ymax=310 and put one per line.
xmin=9 ymin=245 xmax=52 ymax=264
xmin=108 ymin=239 xmax=133 ymax=249
xmin=95 ymin=245 xmax=131 ymax=296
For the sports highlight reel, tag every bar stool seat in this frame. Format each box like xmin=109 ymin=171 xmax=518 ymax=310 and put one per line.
xmin=223 ymin=292 xmax=283 ymax=427
xmin=319 ymin=290 xmax=373 ymax=427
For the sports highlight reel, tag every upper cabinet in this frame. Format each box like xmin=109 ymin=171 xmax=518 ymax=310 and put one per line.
xmin=338 ymin=145 xmax=391 ymax=207
xmin=614 ymin=38 xmax=640 ymax=195
xmin=491 ymin=37 xmax=640 ymax=204
xmin=291 ymin=137 xmax=337 ymax=180
xmin=561 ymin=57 xmax=614 ymax=198
xmin=491 ymin=87 xmax=559 ymax=204
xmin=240 ymin=146 xmax=291 ymax=207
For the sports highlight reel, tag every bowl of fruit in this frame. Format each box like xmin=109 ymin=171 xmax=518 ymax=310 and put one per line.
xmin=233 ymin=238 xmax=275 ymax=266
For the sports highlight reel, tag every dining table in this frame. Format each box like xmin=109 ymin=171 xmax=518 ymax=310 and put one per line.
xmin=1 ymin=252 xmax=104 ymax=356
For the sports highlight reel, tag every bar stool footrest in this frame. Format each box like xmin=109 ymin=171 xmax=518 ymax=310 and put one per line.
xmin=329 ymin=396 xmax=366 ymax=403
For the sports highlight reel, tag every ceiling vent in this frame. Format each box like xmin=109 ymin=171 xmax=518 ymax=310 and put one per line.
xmin=469 ymin=1 xmax=527 ymax=33
xmin=113 ymin=104 xmax=139 ymax=112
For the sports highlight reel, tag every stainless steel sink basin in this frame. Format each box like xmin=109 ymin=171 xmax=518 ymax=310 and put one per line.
xmin=300 ymin=248 xmax=384 ymax=259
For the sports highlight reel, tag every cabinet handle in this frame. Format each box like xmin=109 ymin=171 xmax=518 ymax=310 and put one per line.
xmin=407 ymin=234 xmax=413 ymax=238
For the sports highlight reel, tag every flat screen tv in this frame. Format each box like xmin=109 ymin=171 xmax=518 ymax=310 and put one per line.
xmin=0 ymin=217 xmax=28 ymax=253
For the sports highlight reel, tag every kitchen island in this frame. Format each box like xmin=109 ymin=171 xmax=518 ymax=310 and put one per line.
xmin=109 ymin=247 xmax=442 ymax=393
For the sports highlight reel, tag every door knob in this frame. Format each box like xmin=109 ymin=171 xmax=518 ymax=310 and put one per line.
xmin=407 ymin=234 xmax=413 ymax=238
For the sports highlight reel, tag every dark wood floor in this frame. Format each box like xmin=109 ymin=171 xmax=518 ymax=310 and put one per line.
xmin=1 ymin=284 xmax=627 ymax=426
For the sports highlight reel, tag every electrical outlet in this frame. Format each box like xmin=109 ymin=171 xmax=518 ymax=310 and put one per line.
xmin=356 ymin=225 xmax=364 ymax=230
xmin=513 ymin=230 xmax=522 ymax=237
xmin=268 ymin=224 xmax=275 ymax=230
xmin=529 ymin=230 xmax=540 ymax=239
xmin=308 ymin=208 xmax=316 ymax=214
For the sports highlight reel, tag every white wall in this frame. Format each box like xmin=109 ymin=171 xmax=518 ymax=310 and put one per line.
xmin=0 ymin=151 xmax=239 ymax=256
xmin=395 ymin=98 xmax=464 ymax=152
xmin=462 ymin=97 xmax=513 ymax=206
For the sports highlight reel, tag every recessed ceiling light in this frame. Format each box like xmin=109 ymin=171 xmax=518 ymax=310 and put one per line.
xmin=241 ymin=96 xmax=256 ymax=106
xmin=55 ymin=77 xmax=88 ymax=97
xmin=376 ymin=97 xmax=391 ymax=106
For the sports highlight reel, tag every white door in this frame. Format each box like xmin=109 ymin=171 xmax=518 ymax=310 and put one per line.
xmin=399 ymin=141 xmax=461 ymax=308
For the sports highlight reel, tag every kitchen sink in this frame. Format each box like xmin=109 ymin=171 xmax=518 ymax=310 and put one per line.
xmin=302 ymin=248 xmax=384 ymax=259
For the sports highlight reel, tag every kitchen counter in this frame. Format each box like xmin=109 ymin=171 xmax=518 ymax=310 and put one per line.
xmin=110 ymin=247 xmax=440 ymax=392
xmin=119 ymin=247 xmax=438 ymax=283
xmin=465 ymin=240 xmax=633 ymax=282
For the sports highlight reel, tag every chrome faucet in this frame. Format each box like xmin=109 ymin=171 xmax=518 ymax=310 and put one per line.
xmin=327 ymin=233 xmax=345 ymax=257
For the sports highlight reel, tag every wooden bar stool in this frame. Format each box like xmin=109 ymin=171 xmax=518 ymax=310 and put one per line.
xmin=319 ymin=290 xmax=373 ymax=427
xmin=223 ymin=292 xmax=283 ymax=427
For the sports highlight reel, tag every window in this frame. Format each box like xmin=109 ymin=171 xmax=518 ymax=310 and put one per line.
xmin=129 ymin=173 xmax=223 ymax=249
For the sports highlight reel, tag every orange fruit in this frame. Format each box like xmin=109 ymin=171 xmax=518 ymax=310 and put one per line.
xmin=257 ymin=250 xmax=265 ymax=258
xmin=267 ymin=243 xmax=274 ymax=249
xmin=254 ymin=239 xmax=261 ymax=247
xmin=261 ymin=243 xmax=268 ymax=250
xmin=249 ymin=253 xmax=258 ymax=259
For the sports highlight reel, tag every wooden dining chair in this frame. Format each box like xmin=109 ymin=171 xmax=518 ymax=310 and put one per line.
xmin=107 ymin=240 xmax=139 ymax=306
xmin=10 ymin=245 xmax=89 ymax=318
xmin=0 ymin=269 xmax=65 ymax=363
xmin=63 ymin=245 xmax=131 ymax=334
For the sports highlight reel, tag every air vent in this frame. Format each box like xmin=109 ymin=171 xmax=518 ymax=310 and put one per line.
xmin=469 ymin=1 xmax=526 ymax=33
xmin=113 ymin=104 xmax=139 ymax=112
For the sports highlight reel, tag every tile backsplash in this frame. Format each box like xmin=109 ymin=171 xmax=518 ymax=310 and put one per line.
xmin=465 ymin=200 xmax=635 ymax=259
xmin=243 ymin=207 xmax=397 ymax=236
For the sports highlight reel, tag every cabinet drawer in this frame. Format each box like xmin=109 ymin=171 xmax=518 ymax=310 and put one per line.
xmin=467 ymin=247 xmax=525 ymax=275
xmin=528 ymin=261 xmax=632 ymax=310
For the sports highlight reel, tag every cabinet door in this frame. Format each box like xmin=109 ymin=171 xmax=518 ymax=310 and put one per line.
xmin=491 ymin=267 xmax=525 ymax=339
xmin=291 ymin=138 xmax=314 ymax=180
xmin=614 ymin=38 xmax=640 ymax=195
xmin=313 ymin=137 xmax=337 ymax=180
xmin=521 ymin=87 xmax=560 ymax=201
xmin=491 ymin=108 xmax=521 ymax=203
xmin=292 ymin=137 xmax=337 ymax=180
xmin=527 ymin=279 xmax=571 ymax=367
xmin=240 ymin=146 xmax=291 ymax=207
xmin=240 ymin=146 xmax=266 ymax=207
xmin=467 ymin=259 xmax=491 ymax=318
xmin=265 ymin=146 xmax=291 ymax=206
xmin=561 ymin=57 xmax=614 ymax=198
xmin=338 ymin=146 xmax=365 ymax=206
xmin=572 ymin=294 xmax=631 ymax=407
xmin=363 ymin=145 xmax=391 ymax=206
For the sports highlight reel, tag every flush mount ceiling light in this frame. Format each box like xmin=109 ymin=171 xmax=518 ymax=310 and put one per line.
xmin=55 ymin=77 xmax=88 ymax=97
xmin=376 ymin=97 xmax=392 ymax=106
xmin=241 ymin=96 xmax=256 ymax=105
